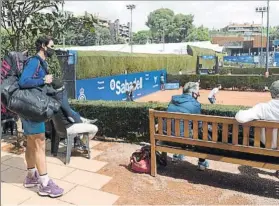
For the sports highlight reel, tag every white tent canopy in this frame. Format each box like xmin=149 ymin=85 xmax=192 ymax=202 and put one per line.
xmin=59 ymin=41 xmax=224 ymax=54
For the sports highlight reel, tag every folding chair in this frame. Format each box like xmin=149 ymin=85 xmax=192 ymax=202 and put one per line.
xmin=48 ymin=112 xmax=92 ymax=165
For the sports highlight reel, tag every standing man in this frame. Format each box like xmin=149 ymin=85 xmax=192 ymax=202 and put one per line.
xmin=126 ymin=83 xmax=136 ymax=101
xmin=18 ymin=36 xmax=64 ymax=198
xmin=208 ymin=84 xmax=222 ymax=104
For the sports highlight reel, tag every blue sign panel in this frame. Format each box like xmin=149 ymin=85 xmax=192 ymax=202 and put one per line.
xmin=223 ymin=55 xmax=255 ymax=64
xmin=200 ymin=55 xmax=215 ymax=60
xmin=68 ymin=50 xmax=77 ymax=65
xmin=76 ymin=70 xmax=166 ymax=101
xmin=165 ymin=83 xmax=180 ymax=90
xmin=273 ymin=40 xmax=279 ymax=46
xmin=274 ymin=52 xmax=279 ymax=66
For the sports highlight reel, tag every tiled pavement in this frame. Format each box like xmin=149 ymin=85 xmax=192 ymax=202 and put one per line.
xmin=1 ymin=139 xmax=119 ymax=205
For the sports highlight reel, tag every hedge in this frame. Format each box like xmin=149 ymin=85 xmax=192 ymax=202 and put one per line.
xmin=167 ymin=74 xmax=279 ymax=91
xmin=77 ymin=51 xmax=195 ymax=79
xmin=76 ymin=45 xmax=220 ymax=79
xmin=70 ymin=100 xmax=249 ymax=142
xmin=219 ymin=67 xmax=279 ymax=75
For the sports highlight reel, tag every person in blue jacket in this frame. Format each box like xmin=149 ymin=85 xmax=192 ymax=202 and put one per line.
xmin=165 ymin=82 xmax=209 ymax=171
xmin=18 ymin=36 xmax=63 ymax=198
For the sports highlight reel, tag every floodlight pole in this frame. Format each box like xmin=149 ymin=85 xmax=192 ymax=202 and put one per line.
xmin=126 ymin=4 xmax=136 ymax=53
xmin=255 ymin=6 xmax=267 ymax=67
xmin=266 ymin=0 xmax=270 ymax=74
xmin=62 ymin=1 xmax=65 ymax=48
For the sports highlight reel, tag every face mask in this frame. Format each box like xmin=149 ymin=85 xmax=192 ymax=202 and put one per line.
xmin=192 ymin=92 xmax=200 ymax=100
xmin=45 ymin=47 xmax=55 ymax=58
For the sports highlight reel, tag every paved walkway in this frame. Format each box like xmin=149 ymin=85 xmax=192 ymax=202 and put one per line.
xmin=1 ymin=139 xmax=119 ymax=205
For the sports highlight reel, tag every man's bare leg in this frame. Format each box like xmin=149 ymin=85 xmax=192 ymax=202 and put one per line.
xmin=24 ymin=134 xmax=39 ymax=188
xmin=25 ymin=133 xmax=64 ymax=197
xmin=25 ymin=135 xmax=36 ymax=169
xmin=32 ymin=133 xmax=47 ymax=175
xmin=25 ymin=133 xmax=48 ymax=186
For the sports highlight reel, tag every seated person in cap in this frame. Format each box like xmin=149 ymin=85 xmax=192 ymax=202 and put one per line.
xmin=51 ymin=79 xmax=98 ymax=148
xmin=163 ymin=82 xmax=210 ymax=171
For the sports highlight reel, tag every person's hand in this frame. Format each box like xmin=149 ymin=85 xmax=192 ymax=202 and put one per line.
xmin=44 ymin=74 xmax=53 ymax=84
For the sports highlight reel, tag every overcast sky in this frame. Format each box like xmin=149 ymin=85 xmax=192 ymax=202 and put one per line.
xmin=64 ymin=1 xmax=279 ymax=31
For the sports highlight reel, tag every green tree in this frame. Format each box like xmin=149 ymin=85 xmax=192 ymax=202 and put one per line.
xmin=146 ymin=8 xmax=194 ymax=43
xmin=133 ymin=30 xmax=151 ymax=44
xmin=94 ymin=25 xmax=113 ymax=45
xmin=61 ymin=14 xmax=97 ymax=46
xmin=1 ymin=0 xmax=63 ymax=51
xmin=173 ymin=14 xmax=194 ymax=42
xmin=270 ymin=26 xmax=279 ymax=41
xmin=146 ymin=8 xmax=174 ymax=43
xmin=25 ymin=11 xmax=70 ymax=46
xmin=185 ymin=25 xmax=211 ymax=42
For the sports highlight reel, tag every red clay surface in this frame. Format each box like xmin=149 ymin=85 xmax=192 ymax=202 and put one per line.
xmin=137 ymin=89 xmax=271 ymax=107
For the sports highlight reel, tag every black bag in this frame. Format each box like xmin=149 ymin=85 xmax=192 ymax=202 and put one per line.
xmin=1 ymin=51 xmax=28 ymax=115
xmin=1 ymin=76 xmax=19 ymax=106
xmin=7 ymin=87 xmax=61 ymax=122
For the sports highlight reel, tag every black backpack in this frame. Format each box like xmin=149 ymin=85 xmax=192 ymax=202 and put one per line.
xmin=1 ymin=51 xmax=29 ymax=115
xmin=1 ymin=52 xmax=61 ymax=122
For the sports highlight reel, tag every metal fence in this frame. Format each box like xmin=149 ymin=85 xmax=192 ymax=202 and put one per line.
xmin=56 ymin=50 xmax=76 ymax=99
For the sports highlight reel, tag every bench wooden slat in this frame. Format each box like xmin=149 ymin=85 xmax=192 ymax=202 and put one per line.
xmin=212 ymin=123 xmax=218 ymax=142
xmin=175 ymin=119 xmax=180 ymax=137
xmin=156 ymin=146 xmax=279 ymax=170
xmin=154 ymin=134 xmax=279 ymax=157
xmin=222 ymin=124 xmax=228 ymax=143
xmin=193 ymin=120 xmax=198 ymax=139
xmin=265 ymin=128 xmax=273 ymax=149
xmin=203 ymin=122 xmax=208 ymax=141
xmin=184 ymin=120 xmax=189 ymax=138
xmin=242 ymin=126 xmax=250 ymax=146
xmin=254 ymin=128 xmax=261 ymax=147
xmin=167 ymin=119 xmax=172 ymax=136
xmin=158 ymin=117 xmax=163 ymax=135
xmin=153 ymin=111 xmax=279 ymax=129
xmin=278 ymin=130 xmax=279 ymax=150
xmin=232 ymin=124 xmax=239 ymax=145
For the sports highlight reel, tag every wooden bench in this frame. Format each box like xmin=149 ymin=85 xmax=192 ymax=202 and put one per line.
xmin=149 ymin=109 xmax=279 ymax=177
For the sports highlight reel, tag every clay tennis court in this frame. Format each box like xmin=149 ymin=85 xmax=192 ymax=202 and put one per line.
xmin=137 ymin=89 xmax=271 ymax=107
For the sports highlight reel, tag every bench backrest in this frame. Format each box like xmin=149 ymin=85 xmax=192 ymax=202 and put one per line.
xmin=149 ymin=109 xmax=279 ymax=157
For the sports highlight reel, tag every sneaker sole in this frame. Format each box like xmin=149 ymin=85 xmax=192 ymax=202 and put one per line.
xmin=197 ymin=165 xmax=207 ymax=171
xmin=24 ymin=183 xmax=39 ymax=188
xmin=38 ymin=191 xmax=63 ymax=198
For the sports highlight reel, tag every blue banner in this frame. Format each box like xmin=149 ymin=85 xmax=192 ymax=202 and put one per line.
xmin=273 ymin=40 xmax=279 ymax=46
xmin=223 ymin=55 xmax=255 ymax=64
xmin=76 ymin=70 xmax=166 ymax=101
xmin=165 ymin=83 xmax=180 ymax=90
xmin=274 ymin=52 xmax=279 ymax=66
xmin=200 ymin=55 xmax=215 ymax=60
xmin=68 ymin=50 xmax=78 ymax=65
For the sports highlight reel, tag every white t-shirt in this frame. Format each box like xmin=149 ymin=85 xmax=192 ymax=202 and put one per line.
xmin=208 ymin=88 xmax=219 ymax=98
xmin=235 ymin=99 xmax=279 ymax=149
